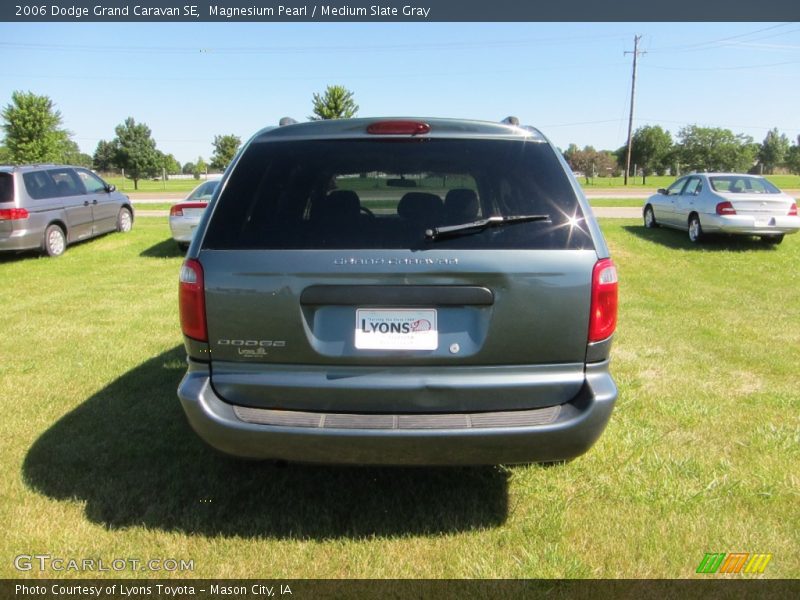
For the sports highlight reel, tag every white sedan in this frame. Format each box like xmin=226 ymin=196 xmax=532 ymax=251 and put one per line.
xmin=169 ymin=180 xmax=220 ymax=249
xmin=643 ymin=173 xmax=799 ymax=244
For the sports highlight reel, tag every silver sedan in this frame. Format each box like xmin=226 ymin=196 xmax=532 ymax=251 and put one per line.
xmin=643 ymin=173 xmax=799 ymax=244
xmin=169 ymin=180 xmax=219 ymax=249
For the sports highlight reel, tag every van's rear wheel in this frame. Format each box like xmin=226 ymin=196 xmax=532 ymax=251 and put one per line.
xmin=44 ymin=224 xmax=66 ymax=257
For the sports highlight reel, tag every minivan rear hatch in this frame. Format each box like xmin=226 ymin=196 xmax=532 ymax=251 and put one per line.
xmin=198 ymin=133 xmax=599 ymax=412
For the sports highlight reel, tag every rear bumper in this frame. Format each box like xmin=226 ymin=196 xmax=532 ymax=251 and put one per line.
xmin=177 ymin=360 xmax=617 ymax=465
xmin=169 ymin=216 xmax=202 ymax=242
xmin=0 ymin=225 xmax=42 ymax=251
xmin=701 ymin=213 xmax=800 ymax=235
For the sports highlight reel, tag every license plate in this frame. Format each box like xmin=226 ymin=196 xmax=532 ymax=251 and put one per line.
xmin=355 ymin=309 xmax=437 ymax=350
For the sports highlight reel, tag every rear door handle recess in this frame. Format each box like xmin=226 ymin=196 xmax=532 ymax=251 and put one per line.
xmin=300 ymin=285 xmax=494 ymax=306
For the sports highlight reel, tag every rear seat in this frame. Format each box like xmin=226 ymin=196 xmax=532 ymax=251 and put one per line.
xmin=444 ymin=188 xmax=480 ymax=224
xmin=397 ymin=192 xmax=444 ymax=230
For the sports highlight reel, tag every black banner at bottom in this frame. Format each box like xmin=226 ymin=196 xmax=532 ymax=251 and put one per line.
xmin=3 ymin=579 xmax=800 ymax=600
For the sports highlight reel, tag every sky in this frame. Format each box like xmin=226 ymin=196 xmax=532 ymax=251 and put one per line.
xmin=0 ymin=21 xmax=798 ymax=165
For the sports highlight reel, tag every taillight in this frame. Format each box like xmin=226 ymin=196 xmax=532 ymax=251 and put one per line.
xmin=0 ymin=208 xmax=29 ymax=220
xmin=716 ymin=201 xmax=736 ymax=215
xmin=170 ymin=202 xmax=207 ymax=217
xmin=367 ymin=120 xmax=431 ymax=135
xmin=789 ymin=203 xmax=797 ymax=216
xmin=589 ymin=258 xmax=618 ymax=343
xmin=179 ymin=259 xmax=207 ymax=342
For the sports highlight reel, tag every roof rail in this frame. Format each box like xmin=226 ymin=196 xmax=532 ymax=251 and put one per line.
xmin=279 ymin=117 xmax=298 ymax=126
xmin=501 ymin=116 xmax=520 ymax=126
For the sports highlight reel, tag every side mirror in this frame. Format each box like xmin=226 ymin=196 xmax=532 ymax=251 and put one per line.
xmin=657 ymin=188 xmax=667 ymax=195
xmin=105 ymin=184 xmax=116 ymax=193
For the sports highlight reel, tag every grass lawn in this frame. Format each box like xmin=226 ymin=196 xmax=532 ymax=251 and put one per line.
xmin=132 ymin=203 xmax=177 ymax=212
xmin=106 ymin=177 xmax=212 ymax=194
xmin=1 ymin=218 xmax=798 ymax=579
xmin=588 ymin=198 xmax=644 ymax=208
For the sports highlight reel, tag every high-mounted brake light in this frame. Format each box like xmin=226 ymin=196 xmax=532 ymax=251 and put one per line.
xmin=789 ymin=202 xmax=798 ymax=216
xmin=716 ymin=201 xmax=736 ymax=215
xmin=179 ymin=259 xmax=207 ymax=342
xmin=588 ymin=258 xmax=618 ymax=343
xmin=0 ymin=208 xmax=29 ymax=221
xmin=367 ymin=121 xmax=431 ymax=135
xmin=170 ymin=202 xmax=207 ymax=217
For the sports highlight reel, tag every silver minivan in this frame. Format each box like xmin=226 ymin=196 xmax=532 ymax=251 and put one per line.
xmin=0 ymin=164 xmax=134 ymax=257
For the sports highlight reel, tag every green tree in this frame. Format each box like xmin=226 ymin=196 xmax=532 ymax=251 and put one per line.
xmin=757 ymin=128 xmax=790 ymax=174
xmin=594 ymin=150 xmax=619 ymax=178
xmin=210 ymin=134 xmax=241 ymax=171
xmin=112 ymin=117 xmax=160 ymax=190
xmin=786 ymin=136 xmax=800 ymax=175
xmin=61 ymin=140 xmax=92 ymax=168
xmin=1 ymin=90 xmax=71 ymax=164
xmin=309 ymin=85 xmax=359 ymax=120
xmin=630 ymin=125 xmax=672 ymax=184
xmin=182 ymin=161 xmax=195 ymax=175
xmin=193 ymin=156 xmax=207 ymax=180
xmin=563 ymin=143 xmax=580 ymax=167
xmin=677 ymin=125 xmax=756 ymax=173
xmin=152 ymin=151 xmax=181 ymax=179
xmin=162 ymin=153 xmax=181 ymax=176
xmin=93 ymin=140 xmax=117 ymax=172
xmin=564 ymin=146 xmax=598 ymax=184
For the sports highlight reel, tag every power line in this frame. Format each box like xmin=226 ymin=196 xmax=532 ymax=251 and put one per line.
xmin=648 ymin=59 xmax=800 ymax=71
xmin=0 ymin=32 xmax=634 ymax=56
xmin=646 ymin=23 xmax=794 ymax=53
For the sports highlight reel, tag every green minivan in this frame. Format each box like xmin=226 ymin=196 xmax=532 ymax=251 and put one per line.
xmin=177 ymin=117 xmax=618 ymax=465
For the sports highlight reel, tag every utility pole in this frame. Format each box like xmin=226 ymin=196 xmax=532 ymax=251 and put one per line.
xmin=624 ymin=35 xmax=645 ymax=186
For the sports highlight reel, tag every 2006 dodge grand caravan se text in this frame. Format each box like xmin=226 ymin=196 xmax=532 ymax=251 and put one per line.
xmin=177 ymin=117 xmax=618 ymax=465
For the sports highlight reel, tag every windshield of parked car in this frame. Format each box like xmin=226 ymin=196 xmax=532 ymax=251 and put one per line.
xmin=710 ymin=176 xmax=780 ymax=194
xmin=202 ymin=138 xmax=593 ymax=251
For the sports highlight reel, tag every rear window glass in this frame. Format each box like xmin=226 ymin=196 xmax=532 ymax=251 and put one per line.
xmin=710 ymin=176 xmax=780 ymax=194
xmin=203 ymin=138 xmax=593 ymax=250
xmin=0 ymin=173 xmax=13 ymax=203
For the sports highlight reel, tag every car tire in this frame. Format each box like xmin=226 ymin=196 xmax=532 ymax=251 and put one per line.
xmin=688 ymin=214 xmax=703 ymax=243
xmin=117 ymin=207 xmax=133 ymax=233
xmin=760 ymin=234 xmax=784 ymax=245
xmin=43 ymin=224 xmax=66 ymax=257
xmin=643 ymin=205 xmax=658 ymax=228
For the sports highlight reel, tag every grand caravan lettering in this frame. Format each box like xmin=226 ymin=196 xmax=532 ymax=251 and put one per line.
xmin=334 ymin=257 xmax=458 ymax=266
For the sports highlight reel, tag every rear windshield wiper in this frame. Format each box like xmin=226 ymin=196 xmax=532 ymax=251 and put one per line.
xmin=425 ymin=214 xmax=551 ymax=241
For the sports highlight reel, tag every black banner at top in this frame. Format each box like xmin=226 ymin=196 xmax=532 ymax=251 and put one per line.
xmin=3 ymin=0 xmax=800 ymax=22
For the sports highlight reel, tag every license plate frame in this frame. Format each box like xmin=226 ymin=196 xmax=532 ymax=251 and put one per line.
xmin=355 ymin=308 xmax=438 ymax=350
